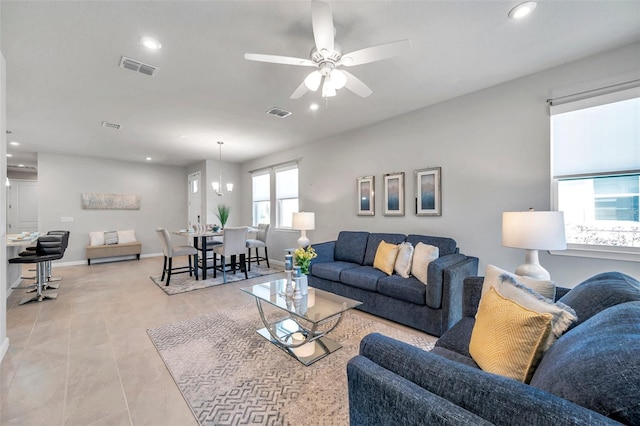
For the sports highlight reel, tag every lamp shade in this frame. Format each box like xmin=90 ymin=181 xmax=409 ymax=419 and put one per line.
xmin=292 ymin=212 xmax=315 ymax=231
xmin=502 ymin=211 xmax=567 ymax=250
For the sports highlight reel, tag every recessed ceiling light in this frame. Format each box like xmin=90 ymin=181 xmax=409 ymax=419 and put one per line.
xmin=6 ymin=153 xmax=12 ymax=157
xmin=179 ymin=135 xmax=187 ymax=139
xmin=146 ymin=157 xmax=152 ymax=161
xmin=140 ymin=36 xmax=162 ymax=50
xmin=17 ymin=164 xmax=24 ymax=168
xmin=508 ymin=2 xmax=536 ymax=19
xmin=9 ymin=141 xmax=19 ymax=146
xmin=309 ymin=103 xmax=319 ymax=111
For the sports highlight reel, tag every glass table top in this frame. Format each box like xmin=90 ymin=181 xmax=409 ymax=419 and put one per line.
xmin=241 ymin=279 xmax=362 ymax=325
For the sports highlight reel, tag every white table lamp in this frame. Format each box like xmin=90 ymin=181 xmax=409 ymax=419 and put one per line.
xmin=502 ymin=210 xmax=566 ymax=280
xmin=292 ymin=212 xmax=315 ymax=247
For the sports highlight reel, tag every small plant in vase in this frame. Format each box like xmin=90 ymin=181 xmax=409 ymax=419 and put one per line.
xmin=294 ymin=246 xmax=317 ymax=275
xmin=216 ymin=204 xmax=230 ymax=229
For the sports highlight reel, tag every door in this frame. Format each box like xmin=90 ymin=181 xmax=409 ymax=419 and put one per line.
xmin=188 ymin=171 xmax=202 ymax=229
xmin=7 ymin=179 xmax=38 ymax=233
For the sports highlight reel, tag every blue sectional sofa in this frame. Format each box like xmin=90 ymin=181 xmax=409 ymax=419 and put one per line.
xmin=347 ymin=272 xmax=640 ymax=425
xmin=308 ymin=231 xmax=478 ymax=337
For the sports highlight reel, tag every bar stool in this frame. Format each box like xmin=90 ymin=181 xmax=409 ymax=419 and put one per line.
xmin=9 ymin=235 xmax=64 ymax=305
xmin=21 ymin=230 xmax=70 ymax=290
xmin=246 ymin=223 xmax=270 ymax=271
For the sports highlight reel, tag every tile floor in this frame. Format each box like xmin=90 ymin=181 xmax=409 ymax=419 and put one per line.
xmin=0 ymin=256 xmax=434 ymax=425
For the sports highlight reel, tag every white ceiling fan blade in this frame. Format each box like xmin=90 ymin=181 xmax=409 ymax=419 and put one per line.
xmin=244 ymin=53 xmax=316 ymax=67
xmin=290 ymin=81 xmax=309 ymax=99
xmin=311 ymin=0 xmax=334 ymax=54
xmin=338 ymin=39 xmax=411 ymax=67
xmin=341 ymin=70 xmax=373 ymax=98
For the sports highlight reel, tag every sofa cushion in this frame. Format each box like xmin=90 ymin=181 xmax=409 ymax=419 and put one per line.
xmin=558 ymin=271 xmax=640 ymax=330
xmin=311 ymin=261 xmax=360 ymax=282
xmin=435 ymin=317 xmax=475 ymax=358
xmin=530 ymin=301 xmax=640 ymax=424
xmin=470 ymin=287 xmax=553 ymax=383
xmin=394 ymin=242 xmax=414 ymax=278
xmin=411 ymin=243 xmax=439 ymax=285
xmin=406 ymin=234 xmax=457 ymax=256
xmin=335 ymin=231 xmax=369 ymax=265
xmin=341 ymin=266 xmax=386 ymax=292
xmin=377 ymin=275 xmax=426 ymax=305
xmin=363 ymin=233 xmax=406 ymax=266
xmin=482 ymin=264 xmax=556 ymax=300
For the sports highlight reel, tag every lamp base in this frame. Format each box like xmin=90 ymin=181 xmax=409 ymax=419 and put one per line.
xmin=297 ymin=230 xmax=310 ymax=248
xmin=515 ymin=249 xmax=551 ymax=280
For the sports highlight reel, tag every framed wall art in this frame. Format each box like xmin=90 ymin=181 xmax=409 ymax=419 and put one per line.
xmin=383 ymin=172 xmax=404 ymax=216
xmin=415 ymin=167 xmax=441 ymax=216
xmin=357 ymin=176 xmax=375 ymax=216
xmin=81 ymin=193 xmax=141 ymax=210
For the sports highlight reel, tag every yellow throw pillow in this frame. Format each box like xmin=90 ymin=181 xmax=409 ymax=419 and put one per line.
xmin=373 ymin=240 xmax=399 ymax=276
xmin=411 ymin=242 xmax=439 ymax=284
xmin=470 ymin=287 xmax=553 ymax=383
xmin=480 ymin=265 xmax=576 ymax=351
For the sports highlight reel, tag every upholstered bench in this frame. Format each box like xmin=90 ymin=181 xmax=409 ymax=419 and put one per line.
xmin=86 ymin=230 xmax=141 ymax=265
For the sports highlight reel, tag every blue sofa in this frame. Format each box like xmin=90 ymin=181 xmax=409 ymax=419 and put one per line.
xmin=308 ymin=231 xmax=478 ymax=337
xmin=347 ymin=272 xmax=640 ymax=425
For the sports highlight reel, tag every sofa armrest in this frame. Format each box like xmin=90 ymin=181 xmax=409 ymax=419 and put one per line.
xmin=358 ymin=333 xmax=620 ymax=425
xmin=309 ymin=240 xmax=335 ymax=265
xmin=441 ymin=256 xmax=479 ymax=331
xmin=462 ymin=276 xmax=484 ymax=317
xmin=347 ymin=356 xmax=492 ymax=426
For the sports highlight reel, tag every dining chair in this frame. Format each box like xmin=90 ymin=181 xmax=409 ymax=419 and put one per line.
xmin=246 ymin=223 xmax=270 ymax=271
xmin=156 ymin=227 xmax=198 ymax=286
xmin=213 ymin=226 xmax=249 ymax=283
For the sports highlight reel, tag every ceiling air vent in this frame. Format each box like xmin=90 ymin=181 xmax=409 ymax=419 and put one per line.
xmin=101 ymin=121 xmax=121 ymax=130
xmin=119 ymin=56 xmax=159 ymax=76
xmin=266 ymin=107 xmax=292 ymax=118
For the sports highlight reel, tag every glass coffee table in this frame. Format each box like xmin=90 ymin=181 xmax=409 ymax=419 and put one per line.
xmin=241 ymin=279 xmax=362 ymax=366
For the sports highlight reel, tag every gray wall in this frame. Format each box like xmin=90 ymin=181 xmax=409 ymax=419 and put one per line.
xmin=38 ymin=153 xmax=188 ymax=264
xmin=240 ymin=42 xmax=640 ymax=287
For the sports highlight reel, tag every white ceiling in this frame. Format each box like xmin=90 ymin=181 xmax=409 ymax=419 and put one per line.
xmin=2 ymin=1 xmax=640 ymax=169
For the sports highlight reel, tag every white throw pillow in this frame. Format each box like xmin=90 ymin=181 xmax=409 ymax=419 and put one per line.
xmin=482 ymin=264 xmax=556 ymax=300
xmin=117 ymin=229 xmax=137 ymax=244
xmin=480 ymin=264 xmax=577 ymax=351
xmin=411 ymin=242 xmax=439 ymax=285
xmin=394 ymin=242 xmax=414 ymax=278
xmin=89 ymin=231 xmax=105 ymax=246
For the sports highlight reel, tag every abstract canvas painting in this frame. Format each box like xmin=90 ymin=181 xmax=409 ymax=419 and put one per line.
xmin=415 ymin=167 xmax=441 ymax=216
xmin=357 ymin=176 xmax=375 ymax=216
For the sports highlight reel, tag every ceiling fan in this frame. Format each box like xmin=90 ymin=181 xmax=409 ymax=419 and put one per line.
xmin=244 ymin=0 xmax=411 ymax=99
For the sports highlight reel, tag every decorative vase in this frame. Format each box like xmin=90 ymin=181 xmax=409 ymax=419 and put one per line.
xmin=299 ymin=274 xmax=308 ymax=295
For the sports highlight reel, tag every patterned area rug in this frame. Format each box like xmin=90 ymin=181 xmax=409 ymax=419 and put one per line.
xmin=147 ymin=304 xmax=435 ymax=425
xmin=149 ymin=264 xmax=284 ymax=295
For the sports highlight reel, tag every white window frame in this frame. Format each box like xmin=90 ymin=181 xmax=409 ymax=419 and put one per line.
xmin=251 ymin=171 xmax=271 ymax=227
xmin=249 ymin=160 xmax=300 ymax=231
xmin=275 ymin=164 xmax=299 ymax=229
xmin=549 ymin=85 xmax=640 ymax=262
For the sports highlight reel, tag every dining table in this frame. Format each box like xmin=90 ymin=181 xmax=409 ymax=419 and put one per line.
xmin=173 ymin=227 xmax=257 ymax=279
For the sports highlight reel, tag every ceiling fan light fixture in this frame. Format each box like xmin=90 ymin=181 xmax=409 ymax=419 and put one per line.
xmin=330 ymin=69 xmax=347 ymax=89
xmin=321 ymin=76 xmax=337 ymax=97
xmin=304 ymin=71 xmax=322 ymax=91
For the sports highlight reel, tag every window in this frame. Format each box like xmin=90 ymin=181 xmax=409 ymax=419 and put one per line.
xmin=550 ymin=86 xmax=640 ymax=261
xmin=252 ymin=172 xmax=270 ymax=226
xmin=276 ymin=165 xmax=299 ymax=228
xmin=250 ymin=161 xmax=299 ymax=228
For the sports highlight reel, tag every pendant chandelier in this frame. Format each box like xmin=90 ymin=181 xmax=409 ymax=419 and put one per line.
xmin=212 ymin=141 xmax=233 ymax=196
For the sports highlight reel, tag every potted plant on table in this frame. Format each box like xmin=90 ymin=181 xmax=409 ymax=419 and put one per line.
xmin=294 ymin=246 xmax=317 ymax=275
xmin=216 ymin=204 xmax=230 ymax=229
